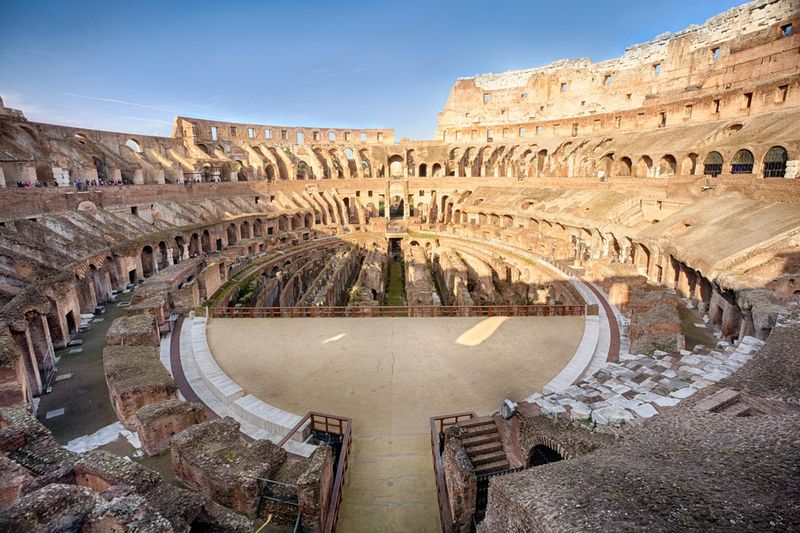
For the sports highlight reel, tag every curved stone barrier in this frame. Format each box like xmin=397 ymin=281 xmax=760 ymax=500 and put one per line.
xmin=190 ymin=317 xmax=244 ymax=405
xmin=187 ymin=316 xmax=312 ymax=449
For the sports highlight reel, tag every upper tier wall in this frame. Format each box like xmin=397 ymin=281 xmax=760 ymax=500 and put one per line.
xmin=437 ymin=0 xmax=800 ymax=137
xmin=174 ymin=116 xmax=395 ymax=145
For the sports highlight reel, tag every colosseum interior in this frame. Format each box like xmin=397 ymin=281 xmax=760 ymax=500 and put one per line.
xmin=0 ymin=0 xmax=799 ymax=531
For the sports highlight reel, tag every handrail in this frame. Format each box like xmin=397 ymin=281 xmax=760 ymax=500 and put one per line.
xmin=430 ymin=412 xmax=477 ymax=533
xmin=278 ymin=411 xmax=352 ymax=533
xmin=212 ymin=304 xmax=586 ymax=319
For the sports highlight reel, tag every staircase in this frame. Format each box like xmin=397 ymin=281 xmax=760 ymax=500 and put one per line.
xmin=458 ymin=417 xmax=510 ymax=475
xmin=695 ymin=388 xmax=751 ymax=416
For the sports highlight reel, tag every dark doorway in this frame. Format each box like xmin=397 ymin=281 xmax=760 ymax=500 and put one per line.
xmin=529 ymin=445 xmax=563 ymax=467
xmin=65 ymin=311 xmax=76 ymax=335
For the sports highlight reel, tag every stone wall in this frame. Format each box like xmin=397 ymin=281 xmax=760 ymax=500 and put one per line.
xmin=102 ymin=346 xmax=178 ymax=429
xmin=134 ymin=399 xmax=208 ymax=456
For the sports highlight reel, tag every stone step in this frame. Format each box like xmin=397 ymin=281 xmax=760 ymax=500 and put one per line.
xmin=471 ymin=450 xmax=507 ymax=466
xmin=720 ymin=402 xmax=751 ymax=417
xmin=461 ymin=434 xmax=501 ymax=448
xmin=464 ymin=441 xmax=504 ymax=456
xmin=460 ymin=425 xmax=497 ymax=439
xmin=694 ymin=387 xmax=740 ymax=412
xmin=474 ymin=459 xmax=510 ymax=476
xmin=458 ymin=417 xmax=496 ymax=430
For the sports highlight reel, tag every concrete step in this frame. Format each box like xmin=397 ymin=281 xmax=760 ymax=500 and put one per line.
xmin=471 ymin=451 xmax=507 ymax=466
xmin=474 ymin=459 xmax=510 ymax=476
xmin=720 ymin=402 xmax=751 ymax=417
xmin=464 ymin=441 xmax=503 ymax=456
xmin=694 ymin=388 xmax=740 ymax=412
xmin=461 ymin=434 xmax=501 ymax=448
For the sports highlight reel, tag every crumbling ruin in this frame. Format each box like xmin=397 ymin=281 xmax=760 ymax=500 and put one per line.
xmin=0 ymin=0 xmax=798 ymax=530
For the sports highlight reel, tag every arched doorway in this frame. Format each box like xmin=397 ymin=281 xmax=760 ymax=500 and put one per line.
xmin=388 ymin=155 xmax=404 ymax=177
xmin=201 ymin=230 xmax=212 ymax=254
xmin=703 ymin=152 xmax=723 ymax=177
xmin=762 ymin=146 xmax=788 ymax=178
xmin=731 ymin=149 xmax=754 ymax=174
xmin=141 ymin=246 xmax=155 ymax=277
xmin=528 ymin=444 xmax=563 ymax=467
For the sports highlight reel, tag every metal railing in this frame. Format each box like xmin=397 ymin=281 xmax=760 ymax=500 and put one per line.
xmin=211 ymin=304 xmax=586 ymax=319
xmin=430 ymin=412 xmax=477 ymax=533
xmin=278 ymin=412 xmax=353 ymax=533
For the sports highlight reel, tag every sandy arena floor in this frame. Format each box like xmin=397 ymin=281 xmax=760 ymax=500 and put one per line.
xmin=207 ymin=316 xmax=583 ymax=533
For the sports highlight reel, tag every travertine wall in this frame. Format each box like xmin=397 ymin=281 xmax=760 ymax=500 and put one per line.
xmin=437 ymin=0 xmax=799 ymax=140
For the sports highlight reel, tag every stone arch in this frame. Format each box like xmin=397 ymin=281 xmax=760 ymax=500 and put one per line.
xmin=731 ymin=149 xmax=754 ymax=174
xmin=615 ymin=157 xmax=632 ymax=176
xmin=253 ymin=219 xmax=263 ymax=237
xmin=189 ymin=233 xmax=201 ymax=256
xmin=226 ymin=223 xmax=238 ymax=245
xmin=171 ymin=239 xmax=187 ymax=266
xmin=432 ymin=162 xmax=443 ymax=177
xmin=681 ymin=153 xmax=698 ymax=176
xmin=703 ymin=151 xmax=724 ymax=177
xmin=418 ymin=163 xmax=428 ymax=177
xmin=304 ymin=213 xmax=314 ymax=228
xmin=762 ymin=146 xmax=788 ymax=178
xmin=388 ymin=155 xmax=404 ymax=177
xmin=634 ymin=156 xmax=652 ymax=178
xmin=265 ymin=163 xmax=276 ymax=182
xmin=201 ymin=229 xmax=212 ymax=254
xmin=656 ymin=154 xmax=677 ymax=178
xmin=528 ymin=444 xmax=564 ymax=467
xmin=125 ymin=139 xmax=142 ymax=153
xmin=157 ymin=241 xmax=169 ymax=270
xmin=241 ymin=220 xmax=251 ymax=239
xmin=598 ymin=153 xmax=614 ymax=178
xmin=141 ymin=245 xmax=155 ymax=276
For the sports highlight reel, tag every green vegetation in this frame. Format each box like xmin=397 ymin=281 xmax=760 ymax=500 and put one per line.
xmin=385 ymin=260 xmax=406 ymax=306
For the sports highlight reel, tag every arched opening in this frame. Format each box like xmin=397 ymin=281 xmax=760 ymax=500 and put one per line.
xmin=141 ymin=246 xmax=155 ymax=277
xmin=598 ymin=154 xmax=614 ymax=178
xmin=731 ymin=149 xmax=754 ymax=174
xmin=681 ymin=153 xmax=698 ymax=176
xmin=173 ymin=236 xmax=185 ymax=264
xmin=703 ymin=152 xmax=724 ymax=177
xmin=615 ymin=157 xmax=632 ymax=177
xmin=657 ymin=155 xmax=676 ymax=178
xmin=154 ymin=241 xmax=168 ymax=271
xmin=763 ymin=146 xmax=788 ymax=178
xmin=634 ymin=156 xmax=652 ymax=178
xmin=305 ymin=213 xmax=314 ymax=228
xmin=189 ymin=233 xmax=201 ymax=256
xmin=388 ymin=155 xmax=404 ymax=177
xmin=528 ymin=445 xmax=563 ymax=467
xmin=432 ymin=163 xmax=442 ymax=177
xmin=125 ymin=139 xmax=142 ymax=153
xmin=265 ymin=164 xmax=276 ymax=182
xmin=536 ymin=150 xmax=548 ymax=176
xmin=278 ymin=216 xmax=288 ymax=232
xmin=241 ymin=220 xmax=251 ymax=239
xmin=201 ymin=230 xmax=212 ymax=254
xmin=253 ymin=219 xmax=263 ymax=237
xmin=227 ymin=224 xmax=238 ymax=245
xmin=418 ymin=163 xmax=428 ymax=177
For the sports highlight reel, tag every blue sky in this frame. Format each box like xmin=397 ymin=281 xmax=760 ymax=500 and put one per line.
xmin=0 ymin=0 xmax=745 ymax=140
